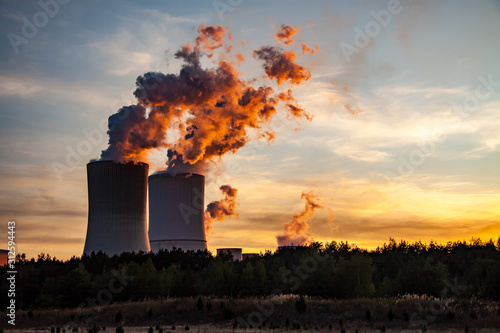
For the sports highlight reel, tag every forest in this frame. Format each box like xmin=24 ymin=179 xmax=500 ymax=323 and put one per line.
xmin=1 ymin=237 xmax=500 ymax=311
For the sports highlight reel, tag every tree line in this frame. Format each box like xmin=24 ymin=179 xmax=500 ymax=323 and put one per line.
xmin=1 ymin=237 xmax=499 ymax=310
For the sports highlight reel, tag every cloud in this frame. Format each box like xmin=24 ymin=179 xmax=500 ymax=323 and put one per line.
xmin=139 ymin=9 xmax=199 ymax=24
xmin=18 ymin=235 xmax=85 ymax=246
xmin=81 ymin=9 xmax=203 ymax=78
xmin=331 ymin=144 xmax=391 ymax=163
xmin=0 ymin=74 xmax=111 ymax=107
xmin=0 ymin=75 xmax=43 ymax=97
xmin=0 ymin=166 xmax=87 ymax=223
xmin=209 ymin=167 xmax=500 ymax=251
xmin=381 ymin=85 xmax=469 ymax=99
xmin=0 ymin=208 xmax=85 ymax=217
xmin=87 ymin=28 xmax=158 ymax=77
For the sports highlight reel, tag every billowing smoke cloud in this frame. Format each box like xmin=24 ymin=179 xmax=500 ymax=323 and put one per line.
xmin=276 ymin=192 xmax=333 ymax=247
xmin=100 ymin=24 xmax=313 ymax=174
xmin=253 ymin=47 xmax=311 ymax=85
xmin=204 ymin=185 xmax=238 ymax=236
xmin=100 ymin=24 xmax=316 ymax=235
xmin=195 ymin=24 xmax=227 ymax=53
xmin=275 ymin=24 xmax=301 ymax=45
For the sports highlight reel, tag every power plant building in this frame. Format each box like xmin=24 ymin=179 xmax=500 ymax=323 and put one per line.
xmin=83 ymin=161 xmax=151 ymax=256
xmin=148 ymin=173 xmax=207 ymax=252
xmin=0 ymin=249 xmax=8 ymax=267
xmin=217 ymin=248 xmax=242 ymax=261
xmin=242 ymin=253 xmax=260 ymax=260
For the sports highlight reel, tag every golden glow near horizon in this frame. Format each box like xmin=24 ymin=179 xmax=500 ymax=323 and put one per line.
xmin=1 ymin=1 xmax=499 ymax=260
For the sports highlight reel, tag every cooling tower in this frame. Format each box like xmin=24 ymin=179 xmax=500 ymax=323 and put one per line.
xmin=83 ymin=160 xmax=150 ymax=256
xmin=148 ymin=173 xmax=207 ymax=252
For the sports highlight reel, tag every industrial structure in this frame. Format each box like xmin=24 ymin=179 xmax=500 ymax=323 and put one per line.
xmin=83 ymin=160 xmax=151 ymax=256
xmin=278 ymin=245 xmax=299 ymax=251
xmin=0 ymin=249 xmax=8 ymax=266
xmin=242 ymin=253 xmax=259 ymax=260
xmin=217 ymin=248 xmax=242 ymax=261
xmin=148 ymin=172 xmax=207 ymax=252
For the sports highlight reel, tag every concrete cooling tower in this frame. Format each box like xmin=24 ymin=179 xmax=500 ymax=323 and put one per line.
xmin=148 ymin=173 xmax=207 ymax=252
xmin=83 ymin=160 xmax=151 ymax=256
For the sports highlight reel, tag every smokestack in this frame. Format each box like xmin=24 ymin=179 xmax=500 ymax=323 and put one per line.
xmin=83 ymin=161 xmax=150 ymax=256
xmin=148 ymin=173 xmax=207 ymax=252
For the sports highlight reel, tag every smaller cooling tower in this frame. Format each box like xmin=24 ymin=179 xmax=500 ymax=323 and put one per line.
xmin=83 ymin=160 xmax=150 ymax=256
xmin=149 ymin=173 xmax=207 ymax=252
xmin=217 ymin=248 xmax=243 ymax=261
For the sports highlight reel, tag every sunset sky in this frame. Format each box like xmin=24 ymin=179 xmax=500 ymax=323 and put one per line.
xmin=1 ymin=0 xmax=499 ymax=260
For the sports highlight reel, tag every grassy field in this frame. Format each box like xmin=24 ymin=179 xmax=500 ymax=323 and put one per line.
xmin=1 ymin=296 xmax=499 ymax=332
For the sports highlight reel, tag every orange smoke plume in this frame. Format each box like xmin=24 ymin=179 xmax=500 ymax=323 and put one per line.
xmin=100 ymin=24 xmax=312 ymax=173
xmin=204 ymin=185 xmax=238 ymax=236
xmin=253 ymin=47 xmax=311 ymax=85
xmin=195 ymin=24 xmax=227 ymax=52
xmin=276 ymin=192 xmax=323 ymax=247
xmin=275 ymin=24 xmax=301 ymax=45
